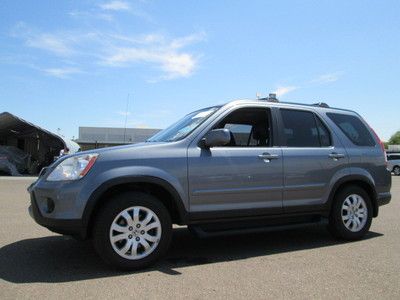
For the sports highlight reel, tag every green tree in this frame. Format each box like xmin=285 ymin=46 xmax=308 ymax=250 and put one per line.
xmin=388 ymin=131 xmax=400 ymax=144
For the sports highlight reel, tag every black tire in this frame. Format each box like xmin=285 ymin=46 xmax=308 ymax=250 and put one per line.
xmin=93 ymin=191 xmax=172 ymax=270
xmin=328 ymin=185 xmax=373 ymax=240
xmin=393 ymin=166 xmax=400 ymax=176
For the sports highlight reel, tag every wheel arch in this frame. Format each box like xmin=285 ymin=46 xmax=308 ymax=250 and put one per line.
xmin=82 ymin=176 xmax=188 ymax=238
xmin=327 ymin=175 xmax=379 ymax=218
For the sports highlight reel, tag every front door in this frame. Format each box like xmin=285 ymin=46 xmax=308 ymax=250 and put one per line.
xmin=188 ymin=106 xmax=283 ymax=216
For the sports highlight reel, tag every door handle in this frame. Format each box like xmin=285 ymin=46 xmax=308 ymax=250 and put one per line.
xmin=329 ymin=152 xmax=345 ymax=160
xmin=258 ymin=153 xmax=279 ymax=161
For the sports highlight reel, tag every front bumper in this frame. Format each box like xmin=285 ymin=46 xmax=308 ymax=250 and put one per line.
xmin=28 ymin=180 xmax=87 ymax=239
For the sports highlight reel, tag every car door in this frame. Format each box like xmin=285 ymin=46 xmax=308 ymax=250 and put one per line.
xmin=278 ymin=108 xmax=348 ymax=212
xmin=187 ymin=106 xmax=283 ymax=217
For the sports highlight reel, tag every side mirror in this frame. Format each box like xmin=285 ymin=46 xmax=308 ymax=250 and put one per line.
xmin=201 ymin=128 xmax=231 ymax=148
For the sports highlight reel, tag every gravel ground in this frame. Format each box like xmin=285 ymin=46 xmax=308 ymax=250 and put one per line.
xmin=0 ymin=176 xmax=399 ymax=299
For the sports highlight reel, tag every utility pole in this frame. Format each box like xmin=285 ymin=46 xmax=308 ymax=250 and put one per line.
xmin=123 ymin=93 xmax=130 ymax=143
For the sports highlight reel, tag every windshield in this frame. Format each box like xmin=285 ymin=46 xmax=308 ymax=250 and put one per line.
xmin=147 ymin=106 xmax=221 ymax=142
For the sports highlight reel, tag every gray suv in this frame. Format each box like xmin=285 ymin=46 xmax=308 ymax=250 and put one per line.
xmin=28 ymin=97 xmax=392 ymax=270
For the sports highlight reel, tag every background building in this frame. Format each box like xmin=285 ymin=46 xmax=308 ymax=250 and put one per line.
xmin=0 ymin=112 xmax=79 ymax=175
xmin=76 ymin=126 xmax=161 ymax=150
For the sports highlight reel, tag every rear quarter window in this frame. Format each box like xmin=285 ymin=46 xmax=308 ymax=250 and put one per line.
xmin=327 ymin=113 xmax=376 ymax=146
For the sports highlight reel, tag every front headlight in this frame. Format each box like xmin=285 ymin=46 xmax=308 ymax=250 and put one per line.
xmin=47 ymin=153 xmax=99 ymax=181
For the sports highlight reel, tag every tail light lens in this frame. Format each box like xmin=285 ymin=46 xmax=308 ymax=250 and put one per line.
xmin=368 ymin=125 xmax=387 ymax=165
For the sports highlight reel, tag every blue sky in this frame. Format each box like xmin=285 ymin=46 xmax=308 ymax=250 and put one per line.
xmin=0 ymin=0 xmax=399 ymax=141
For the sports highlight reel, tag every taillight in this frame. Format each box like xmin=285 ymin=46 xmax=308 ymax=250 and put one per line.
xmin=368 ymin=125 xmax=387 ymax=165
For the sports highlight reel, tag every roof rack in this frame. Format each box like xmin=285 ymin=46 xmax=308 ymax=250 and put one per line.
xmin=312 ymin=102 xmax=330 ymax=108
xmin=259 ymin=93 xmax=279 ymax=103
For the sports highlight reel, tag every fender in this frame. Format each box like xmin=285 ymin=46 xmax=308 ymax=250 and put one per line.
xmin=81 ymin=175 xmax=189 ymax=229
xmin=326 ymin=174 xmax=378 ymax=216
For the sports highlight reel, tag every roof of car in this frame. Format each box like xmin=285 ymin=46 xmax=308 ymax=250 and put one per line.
xmin=223 ymin=98 xmax=356 ymax=114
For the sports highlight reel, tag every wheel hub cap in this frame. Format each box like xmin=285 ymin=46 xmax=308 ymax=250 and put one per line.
xmin=341 ymin=194 xmax=368 ymax=232
xmin=109 ymin=206 xmax=162 ymax=260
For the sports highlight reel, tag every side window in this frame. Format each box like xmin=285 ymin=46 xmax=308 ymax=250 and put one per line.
xmin=327 ymin=113 xmax=375 ymax=146
xmin=281 ymin=109 xmax=329 ymax=147
xmin=215 ymin=107 xmax=272 ymax=147
xmin=315 ymin=116 xmax=332 ymax=147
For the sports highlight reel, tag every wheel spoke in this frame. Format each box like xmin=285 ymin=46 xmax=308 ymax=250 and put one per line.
xmin=119 ymin=239 xmax=132 ymax=254
xmin=342 ymin=214 xmax=350 ymax=221
xmin=144 ymin=221 xmax=160 ymax=231
xmin=121 ymin=211 xmax=133 ymax=226
xmin=140 ymin=239 xmax=151 ymax=252
xmin=111 ymin=223 xmax=129 ymax=233
xmin=110 ymin=233 xmax=128 ymax=243
xmin=352 ymin=219 xmax=358 ymax=230
xmin=133 ymin=208 xmax=140 ymax=223
xmin=130 ymin=241 xmax=138 ymax=257
xmin=142 ymin=211 xmax=154 ymax=226
xmin=345 ymin=219 xmax=352 ymax=228
xmin=143 ymin=233 xmax=159 ymax=243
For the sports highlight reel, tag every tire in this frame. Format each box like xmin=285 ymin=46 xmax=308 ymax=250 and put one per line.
xmin=93 ymin=191 xmax=172 ymax=270
xmin=328 ymin=185 xmax=373 ymax=240
xmin=393 ymin=166 xmax=400 ymax=176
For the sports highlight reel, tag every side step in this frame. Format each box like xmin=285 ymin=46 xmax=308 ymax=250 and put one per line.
xmin=188 ymin=217 xmax=328 ymax=238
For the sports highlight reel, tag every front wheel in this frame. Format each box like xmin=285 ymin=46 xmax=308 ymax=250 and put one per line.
xmin=328 ymin=186 xmax=372 ymax=240
xmin=93 ymin=192 xmax=172 ymax=270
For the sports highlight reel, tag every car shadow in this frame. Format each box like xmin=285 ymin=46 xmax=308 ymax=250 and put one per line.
xmin=0 ymin=226 xmax=383 ymax=283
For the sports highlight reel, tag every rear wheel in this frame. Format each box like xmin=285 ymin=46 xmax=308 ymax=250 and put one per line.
xmin=393 ymin=166 xmax=400 ymax=176
xmin=328 ymin=186 xmax=372 ymax=240
xmin=93 ymin=192 xmax=172 ymax=270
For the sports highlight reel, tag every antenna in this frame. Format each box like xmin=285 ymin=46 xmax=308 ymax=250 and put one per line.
xmin=123 ymin=93 xmax=130 ymax=143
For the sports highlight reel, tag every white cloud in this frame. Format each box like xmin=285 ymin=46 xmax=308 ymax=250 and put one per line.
xmin=311 ymin=72 xmax=342 ymax=84
xmin=43 ymin=67 xmax=81 ymax=78
xmin=26 ymin=34 xmax=74 ymax=56
xmin=116 ymin=111 xmax=131 ymax=116
xmin=11 ymin=20 xmax=206 ymax=80
xmin=99 ymin=1 xmax=131 ymax=11
xmin=274 ymin=86 xmax=298 ymax=97
xmin=102 ymin=32 xmax=205 ymax=79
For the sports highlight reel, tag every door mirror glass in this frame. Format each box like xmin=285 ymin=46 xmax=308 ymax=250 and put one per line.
xmin=202 ymin=129 xmax=231 ymax=148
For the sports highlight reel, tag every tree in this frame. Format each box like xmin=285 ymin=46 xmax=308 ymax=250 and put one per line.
xmin=388 ymin=131 xmax=400 ymax=145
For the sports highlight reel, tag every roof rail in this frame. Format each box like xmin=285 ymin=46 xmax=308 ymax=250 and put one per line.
xmin=259 ymin=93 xmax=279 ymax=103
xmin=312 ymin=102 xmax=329 ymax=108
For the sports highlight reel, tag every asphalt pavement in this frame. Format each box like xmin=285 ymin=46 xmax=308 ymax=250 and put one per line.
xmin=0 ymin=176 xmax=399 ymax=299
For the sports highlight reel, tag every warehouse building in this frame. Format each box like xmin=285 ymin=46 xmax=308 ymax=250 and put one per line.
xmin=76 ymin=126 xmax=161 ymax=150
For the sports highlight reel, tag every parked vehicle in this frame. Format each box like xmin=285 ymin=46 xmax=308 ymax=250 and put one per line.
xmin=28 ymin=97 xmax=392 ymax=270
xmin=387 ymin=153 xmax=400 ymax=175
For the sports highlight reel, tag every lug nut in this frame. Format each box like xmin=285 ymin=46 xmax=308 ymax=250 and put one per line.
xmin=128 ymin=235 xmax=133 ymax=239
xmin=136 ymin=224 xmax=141 ymax=228
xmin=128 ymin=226 xmax=133 ymax=231
xmin=136 ymin=237 xmax=140 ymax=241
xmin=140 ymin=230 xmax=145 ymax=235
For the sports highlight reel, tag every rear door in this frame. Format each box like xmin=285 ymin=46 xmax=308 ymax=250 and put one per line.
xmin=278 ymin=108 xmax=348 ymax=212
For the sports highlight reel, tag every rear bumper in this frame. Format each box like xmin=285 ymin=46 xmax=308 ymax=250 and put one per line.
xmin=377 ymin=192 xmax=391 ymax=207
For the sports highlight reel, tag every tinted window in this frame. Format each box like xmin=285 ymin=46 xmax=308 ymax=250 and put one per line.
xmin=327 ymin=113 xmax=375 ymax=146
xmin=315 ymin=116 xmax=332 ymax=147
xmin=281 ymin=109 xmax=323 ymax=147
xmin=215 ymin=108 xmax=271 ymax=147
xmin=388 ymin=155 xmax=400 ymax=160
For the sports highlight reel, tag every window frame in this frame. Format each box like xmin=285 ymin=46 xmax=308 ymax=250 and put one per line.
xmin=207 ymin=106 xmax=275 ymax=148
xmin=326 ymin=112 xmax=376 ymax=147
xmin=278 ymin=108 xmax=333 ymax=148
